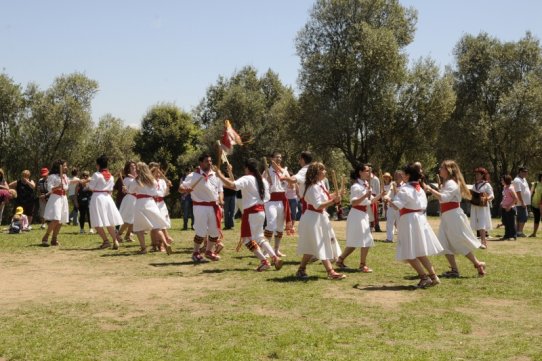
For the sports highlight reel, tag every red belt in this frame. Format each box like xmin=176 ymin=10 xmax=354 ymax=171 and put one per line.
xmin=352 ymin=205 xmax=368 ymax=212
xmin=93 ymin=190 xmax=109 ymax=193
xmin=52 ymin=190 xmax=66 ymax=196
xmin=135 ymin=194 xmax=154 ymax=199
xmin=193 ymin=201 xmax=223 ymax=240
xmin=440 ymin=202 xmax=460 ymax=213
xmin=241 ymin=204 xmax=264 ymax=238
xmin=269 ymin=192 xmax=292 ymax=229
xmin=154 ymin=196 xmax=164 ymax=202
xmin=400 ymin=208 xmax=422 ymax=216
xmin=300 ymin=198 xmax=307 ymax=214
xmin=307 ymin=204 xmax=323 ymax=213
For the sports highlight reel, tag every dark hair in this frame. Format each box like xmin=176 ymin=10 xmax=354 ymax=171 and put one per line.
xmin=96 ymin=155 xmax=108 ymax=170
xmin=351 ymin=163 xmax=370 ymax=181
xmin=271 ymin=150 xmax=282 ymax=158
xmin=71 ymin=168 xmax=78 ymax=177
xmin=123 ymin=161 xmax=136 ymax=177
xmin=300 ymin=151 xmax=312 ymax=164
xmin=501 ymin=175 xmax=512 ymax=185
xmin=403 ymin=163 xmax=422 ymax=182
xmin=519 ymin=166 xmax=529 ymax=173
xmin=199 ymin=153 xmax=212 ymax=163
xmin=50 ymin=159 xmax=65 ymax=175
xmin=474 ymin=167 xmax=490 ymax=181
xmin=245 ymin=158 xmax=265 ymax=200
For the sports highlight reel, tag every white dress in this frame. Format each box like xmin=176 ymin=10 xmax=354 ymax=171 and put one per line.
xmin=44 ymin=174 xmax=69 ymax=223
xmin=156 ymin=178 xmax=171 ymax=229
xmin=470 ymin=181 xmax=494 ymax=231
xmin=234 ymin=176 xmax=270 ymax=242
xmin=392 ymin=182 xmax=443 ymax=261
xmin=89 ymin=172 xmax=123 ymax=227
xmin=297 ymin=183 xmax=341 ymax=260
xmin=346 ymin=179 xmax=374 ymax=248
xmin=119 ymin=176 xmax=137 ymax=224
xmin=133 ymin=181 xmax=169 ymax=232
xmin=438 ymin=180 xmax=481 ymax=255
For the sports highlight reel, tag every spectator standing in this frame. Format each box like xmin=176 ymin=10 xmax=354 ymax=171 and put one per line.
xmin=223 ymin=186 xmax=236 ymax=230
xmin=68 ymin=168 xmax=80 ymax=226
xmin=37 ymin=168 xmax=49 ymax=229
xmin=529 ymin=173 xmax=542 ymax=237
xmin=75 ymin=171 xmax=93 ymax=234
xmin=9 ymin=170 xmax=36 ymax=228
xmin=513 ymin=167 xmax=531 ymax=237
xmin=500 ymin=175 xmax=520 ymax=240
xmin=180 ymin=169 xmax=194 ymax=230
xmin=0 ymin=168 xmax=9 ymax=225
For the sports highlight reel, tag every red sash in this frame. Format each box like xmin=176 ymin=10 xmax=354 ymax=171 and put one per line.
xmin=154 ymin=196 xmax=164 ymax=203
xmin=240 ymin=204 xmax=264 ymax=238
xmin=352 ymin=205 xmax=368 ymax=213
xmin=93 ymin=190 xmax=109 ymax=193
xmin=440 ymin=202 xmax=460 ymax=213
xmin=193 ymin=201 xmax=223 ymax=239
xmin=52 ymin=189 xmax=66 ymax=196
xmin=136 ymin=194 xmax=154 ymax=199
xmin=400 ymin=208 xmax=422 ymax=216
xmin=300 ymin=198 xmax=307 ymax=214
xmin=307 ymin=204 xmax=323 ymax=213
xmin=269 ymin=192 xmax=292 ymax=228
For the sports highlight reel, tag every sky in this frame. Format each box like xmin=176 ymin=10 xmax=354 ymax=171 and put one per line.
xmin=2 ymin=0 xmax=542 ymax=127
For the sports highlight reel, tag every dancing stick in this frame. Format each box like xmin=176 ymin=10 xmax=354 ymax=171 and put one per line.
xmin=331 ymin=170 xmax=339 ymax=194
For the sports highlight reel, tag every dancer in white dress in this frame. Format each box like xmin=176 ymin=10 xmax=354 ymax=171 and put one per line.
xmin=469 ymin=167 xmax=494 ymax=249
xmin=42 ymin=159 xmax=69 ymax=247
xmin=386 ymin=163 xmax=444 ymax=288
xmin=89 ymin=155 xmax=124 ymax=250
xmin=151 ymin=165 xmax=174 ymax=252
xmin=384 ymin=170 xmax=404 ymax=243
xmin=295 ymin=162 xmax=346 ymax=280
xmin=336 ymin=163 xmax=382 ymax=273
xmin=117 ymin=161 xmax=137 ymax=242
xmin=215 ymin=159 xmax=284 ymax=272
xmin=132 ymin=162 xmax=171 ymax=254
xmin=424 ymin=160 xmax=487 ymax=277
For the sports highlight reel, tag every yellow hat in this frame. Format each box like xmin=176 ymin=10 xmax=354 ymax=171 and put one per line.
xmin=15 ymin=206 xmax=24 ymax=215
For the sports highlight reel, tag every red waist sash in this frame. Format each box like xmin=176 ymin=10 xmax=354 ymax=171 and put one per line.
xmin=269 ymin=192 xmax=292 ymax=228
xmin=52 ymin=189 xmax=66 ymax=196
xmin=193 ymin=201 xmax=223 ymax=239
xmin=93 ymin=190 xmax=109 ymax=193
xmin=135 ymin=194 xmax=153 ymax=199
xmin=440 ymin=202 xmax=460 ymax=213
xmin=241 ymin=204 xmax=265 ymax=238
xmin=352 ymin=205 xmax=368 ymax=213
xmin=307 ymin=204 xmax=323 ymax=213
xmin=154 ymin=196 xmax=164 ymax=203
xmin=300 ymin=198 xmax=307 ymax=214
xmin=400 ymin=208 xmax=422 ymax=216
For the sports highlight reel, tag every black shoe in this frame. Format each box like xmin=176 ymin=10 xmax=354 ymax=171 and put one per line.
xmin=182 ymin=226 xmax=188 ymax=231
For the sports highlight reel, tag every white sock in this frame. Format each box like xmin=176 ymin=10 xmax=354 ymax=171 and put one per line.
xmin=253 ymin=249 xmax=266 ymax=261
xmin=260 ymin=240 xmax=276 ymax=258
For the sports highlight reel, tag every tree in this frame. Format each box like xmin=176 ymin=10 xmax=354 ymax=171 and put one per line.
xmin=0 ymin=74 xmax=24 ymax=177
xmin=439 ymin=32 xmax=542 ymax=188
xmin=296 ymin=0 xmax=417 ymax=167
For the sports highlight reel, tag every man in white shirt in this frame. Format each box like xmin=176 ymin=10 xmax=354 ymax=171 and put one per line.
xmin=284 ymin=151 xmax=313 ymax=214
xmin=369 ymin=167 xmax=382 ymax=232
xmin=513 ymin=167 xmax=531 ymax=237
xmin=68 ymin=168 xmax=80 ymax=226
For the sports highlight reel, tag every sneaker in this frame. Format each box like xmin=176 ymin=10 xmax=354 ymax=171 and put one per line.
xmin=205 ymin=250 xmax=220 ymax=261
xmin=89 ymin=229 xmax=96 ymax=234
xmin=417 ymin=276 xmax=433 ymax=288
xmin=256 ymin=259 xmax=271 ymax=272
xmin=295 ymin=268 xmax=309 ymax=280
xmin=441 ymin=269 xmax=460 ymax=278
xmin=79 ymin=229 xmax=85 ymax=234
xmin=272 ymin=256 xmax=283 ymax=271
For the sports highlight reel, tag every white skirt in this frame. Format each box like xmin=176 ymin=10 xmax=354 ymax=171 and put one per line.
xmin=119 ymin=194 xmax=136 ymax=224
xmin=438 ymin=208 xmax=481 ymax=255
xmin=90 ymin=193 xmax=123 ymax=227
xmin=297 ymin=210 xmax=338 ymax=260
xmin=470 ymin=205 xmax=493 ymax=231
xmin=44 ymin=194 xmax=69 ymax=223
xmin=346 ymin=208 xmax=374 ymax=248
xmin=396 ymin=212 xmax=443 ymax=261
xmin=133 ymin=198 xmax=169 ymax=232
xmin=157 ymin=201 xmax=171 ymax=229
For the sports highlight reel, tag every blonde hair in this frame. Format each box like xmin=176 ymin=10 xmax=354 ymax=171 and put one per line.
xmin=136 ymin=162 xmax=156 ymax=187
xmin=441 ymin=160 xmax=471 ymax=200
xmin=22 ymin=170 xmax=30 ymax=178
xmin=304 ymin=162 xmax=325 ymax=197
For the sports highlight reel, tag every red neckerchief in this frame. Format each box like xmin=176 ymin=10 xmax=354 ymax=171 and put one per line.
xmin=101 ymin=169 xmax=112 ymax=181
xmin=409 ymin=181 xmax=421 ymax=191
xmin=196 ymin=167 xmax=212 ymax=182
xmin=319 ymin=184 xmax=331 ymax=200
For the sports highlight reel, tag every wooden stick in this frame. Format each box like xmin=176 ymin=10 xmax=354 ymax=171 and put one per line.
xmin=340 ymin=175 xmax=346 ymax=195
xmin=331 ymin=170 xmax=339 ymax=194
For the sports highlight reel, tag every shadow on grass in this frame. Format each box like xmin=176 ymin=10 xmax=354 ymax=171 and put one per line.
xmin=201 ymin=268 xmax=253 ymax=274
xmin=354 ymin=284 xmax=417 ymax=291
xmin=266 ymin=275 xmax=320 ymax=283
xmin=150 ymin=261 xmax=203 ymax=267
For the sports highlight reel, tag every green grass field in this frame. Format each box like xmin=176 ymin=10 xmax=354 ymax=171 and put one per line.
xmin=0 ymin=218 xmax=541 ymax=361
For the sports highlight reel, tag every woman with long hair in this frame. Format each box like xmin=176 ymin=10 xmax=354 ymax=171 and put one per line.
xmin=470 ymin=167 xmax=494 ymax=249
xmin=424 ymin=160 xmax=486 ymax=277
xmin=386 ymin=163 xmax=443 ymax=288
xmin=132 ymin=162 xmax=170 ymax=254
xmin=9 ymin=170 xmax=36 ymax=227
xmin=296 ymin=162 xmax=345 ymax=280
xmin=336 ymin=163 xmax=381 ymax=273
xmin=150 ymin=164 xmax=174 ymax=252
xmin=42 ymin=160 xmax=69 ymax=246
xmin=215 ymin=158 xmax=283 ymax=271
xmin=500 ymin=175 xmax=519 ymax=240
xmin=88 ymin=155 xmax=124 ymax=249
xmin=117 ymin=161 xmax=137 ymax=242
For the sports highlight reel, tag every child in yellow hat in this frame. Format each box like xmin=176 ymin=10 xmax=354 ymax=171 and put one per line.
xmin=9 ymin=206 xmax=29 ymax=233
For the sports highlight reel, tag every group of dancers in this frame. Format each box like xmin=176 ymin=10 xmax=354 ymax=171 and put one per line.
xmin=38 ymin=151 xmax=488 ymax=288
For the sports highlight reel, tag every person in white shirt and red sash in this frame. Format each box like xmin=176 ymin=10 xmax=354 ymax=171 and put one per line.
xmin=263 ymin=151 xmax=292 ymax=257
xmin=42 ymin=159 xmax=70 ymax=247
xmin=283 ymin=151 xmax=312 ymax=216
xmin=180 ymin=153 xmax=224 ymax=263
xmin=424 ymin=160 xmax=487 ymax=278
xmin=215 ymin=159 xmax=284 ymax=271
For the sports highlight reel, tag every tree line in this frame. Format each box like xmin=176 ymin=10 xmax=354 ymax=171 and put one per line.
xmin=1 ymin=0 xmax=542 ymax=216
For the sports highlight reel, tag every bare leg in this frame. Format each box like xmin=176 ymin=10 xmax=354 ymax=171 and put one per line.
xmin=359 ymin=247 xmax=370 ymax=266
xmin=479 ymin=229 xmax=487 ymax=248
xmin=445 ymin=254 xmax=459 ymax=272
xmin=136 ymin=231 xmax=146 ymax=253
